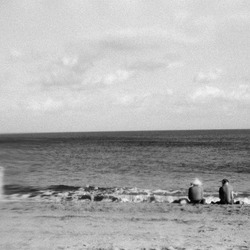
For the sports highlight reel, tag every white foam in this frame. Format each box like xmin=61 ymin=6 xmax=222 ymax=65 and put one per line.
xmin=205 ymin=196 xmax=220 ymax=204
xmin=2 ymin=182 xmax=250 ymax=205
xmin=235 ymin=197 xmax=250 ymax=205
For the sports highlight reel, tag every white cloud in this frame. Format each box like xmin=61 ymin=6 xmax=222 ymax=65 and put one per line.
xmin=114 ymin=92 xmax=151 ymax=107
xmin=7 ymin=31 xmax=184 ymax=93
xmin=61 ymin=56 xmax=78 ymax=67
xmin=190 ymin=84 xmax=250 ymax=104
xmin=195 ymin=69 xmax=222 ymax=83
xmin=128 ymin=61 xmax=167 ymax=72
xmin=27 ymin=98 xmax=64 ymax=112
xmin=80 ymin=69 xmax=134 ymax=88
xmin=191 ymin=86 xmax=224 ymax=101
xmin=167 ymin=61 xmax=184 ymax=69
xmin=127 ymin=59 xmax=183 ymax=72
xmin=102 ymin=70 xmax=133 ymax=85
xmin=228 ymin=84 xmax=250 ymax=102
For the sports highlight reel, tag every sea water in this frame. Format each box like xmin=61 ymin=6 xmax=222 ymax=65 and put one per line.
xmin=0 ymin=130 xmax=249 ymax=203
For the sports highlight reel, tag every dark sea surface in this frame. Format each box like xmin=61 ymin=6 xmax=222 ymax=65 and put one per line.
xmin=0 ymin=130 xmax=250 ymax=203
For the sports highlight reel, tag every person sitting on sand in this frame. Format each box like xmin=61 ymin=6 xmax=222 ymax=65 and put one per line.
xmin=219 ymin=179 xmax=234 ymax=204
xmin=188 ymin=178 xmax=206 ymax=204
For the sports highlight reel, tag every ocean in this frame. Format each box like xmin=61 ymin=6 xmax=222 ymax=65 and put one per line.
xmin=0 ymin=129 xmax=249 ymax=204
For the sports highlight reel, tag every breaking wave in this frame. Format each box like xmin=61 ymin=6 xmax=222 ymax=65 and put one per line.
xmin=3 ymin=184 xmax=250 ymax=205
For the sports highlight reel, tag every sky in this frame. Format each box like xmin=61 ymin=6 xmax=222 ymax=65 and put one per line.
xmin=0 ymin=0 xmax=250 ymax=133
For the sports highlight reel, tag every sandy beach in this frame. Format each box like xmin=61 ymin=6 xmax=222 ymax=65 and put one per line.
xmin=0 ymin=200 xmax=249 ymax=250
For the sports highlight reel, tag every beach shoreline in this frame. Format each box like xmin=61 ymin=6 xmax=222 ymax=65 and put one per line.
xmin=1 ymin=200 xmax=249 ymax=250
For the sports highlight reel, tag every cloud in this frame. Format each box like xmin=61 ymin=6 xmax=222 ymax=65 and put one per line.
xmin=28 ymin=37 xmax=137 ymax=90
xmin=94 ymin=26 xmax=208 ymax=56
xmin=7 ymin=25 xmax=188 ymax=93
xmin=61 ymin=55 xmax=78 ymax=67
xmin=101 ymin=70 xmax=133 ymax=85
xmin=72 ymin=29 xmax=184 ymax=56
xmin=97 ymin=34 xmax=143 ymax=52
xmin=128 ymin=61 xmax=167 ymax=72
xmin=194 ymin=69 xmax=222 ymax=83
xmin=191 ymin=86 xmax=224 ymax=102
xmin=126 ymin=53 xmax=183 ymax=73
xmin=116 ymin=93 xmax=151 ymax=106
xmin=27 ymin=98 xmax=64 ymax=112
xmin=190 ymin=84 xmax=250 ymax=104
xmin=41 ymin=66 xmax=82 ymax=88
xmin=81 ymin=69 xmax=134 ymax=87
xmin=32 ymin=37 xmax=182 ymax=91
xmin=229 ymin=84 xmax=250 ymax=102
xmin=34 ymin=52 xmax=95 ymax=90
xmin=127 ymin=59 xmax=183 ymax=72
xmin=113 ymin=88 xmax=175 ymax=112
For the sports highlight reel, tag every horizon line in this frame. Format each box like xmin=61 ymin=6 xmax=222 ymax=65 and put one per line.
xmin=0 ymin=128 xmax=250 ymax=136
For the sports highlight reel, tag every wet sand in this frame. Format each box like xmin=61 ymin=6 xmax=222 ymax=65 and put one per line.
xmin=0 ymin=201 xmax=249 ymax=250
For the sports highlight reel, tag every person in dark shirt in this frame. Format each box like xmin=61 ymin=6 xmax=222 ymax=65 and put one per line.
xmin=219 ymin=179 xmax=234 ymax=204
xmin=188 ymin=178 xmax=206 ymax=204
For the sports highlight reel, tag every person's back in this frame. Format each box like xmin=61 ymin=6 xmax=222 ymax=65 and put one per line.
xmin=188 ymin=178 xmax=205 ymax=204
xmin=189 ymin=185 xmax=203 ymax=201
xmin=219 ymin=179 xmax=234 ymax=204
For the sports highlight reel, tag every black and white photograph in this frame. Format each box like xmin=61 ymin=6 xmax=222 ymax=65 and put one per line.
xmin=0 ymin=1 xmax=250 ymax=249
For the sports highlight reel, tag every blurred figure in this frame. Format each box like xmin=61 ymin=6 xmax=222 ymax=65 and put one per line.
xmin=219 ymin=179 xmax=234 ymax=204
xmin=0 ymin=166 xmax=3 ymax=200
xmin=188 ymin=178 xmax=206 ymax=204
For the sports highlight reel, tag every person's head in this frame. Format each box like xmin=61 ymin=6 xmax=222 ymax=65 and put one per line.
xmin=191 ymin=178 xmax=202 ymax=186
xmin=222 ymin=179 xmax=229 ymax=185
